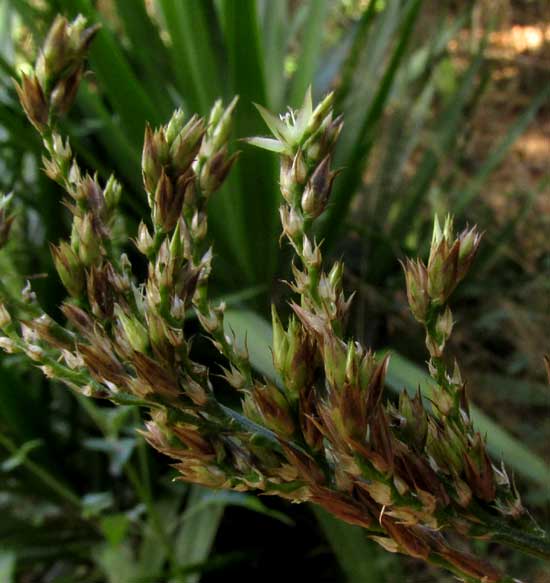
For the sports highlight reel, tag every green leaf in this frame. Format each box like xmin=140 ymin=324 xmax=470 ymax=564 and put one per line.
xmin=81 ymin=491 xmax=114 ymax=519
xmin=225 ymin=308 xmax=280 ymax=383
xmin=453 ymin=83 xmax=550 ymax=214
xmin=241 ymin=136 xmax=286 ymax=153
xmin=100 ymin=514 xmax=131 ymax=547
xmin=172 ymin=485 xmax=225 ymax=583
xmin=181 ymin=490 xmax=293 ymax=526
xmin=212 ymin=0 xmax=279 ymax=288
xmin=0 ymin=550 xmax=16 ymax=583
xmin=321 ymin=0 xmax=424 ymax=247
xmin=112 ymin=0 xmax=174 ymax=116
xmin=259 ymin=0 xmax=288 ymax=109
xmin=1 ymin=438 xmax=43 ymax=472
xmin=57 ymin=0 xmax=161 ymax=141
xmin=156 ymin=0 xmax=220 ymax=115
xmin=96 ymin=542 xmax=140 ymax=583
xmin=288 ymin=0 xmax=329 ymax=107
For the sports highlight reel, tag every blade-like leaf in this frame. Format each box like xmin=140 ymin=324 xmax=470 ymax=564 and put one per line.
xmin=181 ymin=490 xmax=293 ymax=526
xmin=57 ymin=0 xmax=161 ymax=140
xmin=172 ymin=485 xmax=225 ymax=583
xmin=259 ymin=0 xmax=288 ymax=110
xmin=0 ymin=550 xmax=16 ymax=583
xmin=288 ymin=0 xmax=328 ymax=107
xmin=454 ymin=83 xmax=550 ymax=214
xmin=321 ymin=0 xmax=424 ymax=247
xmin=156 ymin=0 xmax=220 ymax=115
xmin=213 ymin=0 xmax=279 ymax=287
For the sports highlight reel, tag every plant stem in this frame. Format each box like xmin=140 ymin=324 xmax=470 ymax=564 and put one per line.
xmin=0 ymin=432 xmax=81 ymax=508
xmin=485 ymin=518 xmax=550 ymax=561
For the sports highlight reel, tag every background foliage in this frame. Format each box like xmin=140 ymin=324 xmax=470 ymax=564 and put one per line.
xmin=0 ymin=0 xmax=548 ymax=581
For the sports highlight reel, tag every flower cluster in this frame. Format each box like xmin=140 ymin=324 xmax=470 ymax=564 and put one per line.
xmin=0 ymin=16 xmax=547 ymax=583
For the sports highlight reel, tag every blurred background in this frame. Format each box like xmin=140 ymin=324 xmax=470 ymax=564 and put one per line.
xmin=0 ymin=0 xmax=549 ymax=581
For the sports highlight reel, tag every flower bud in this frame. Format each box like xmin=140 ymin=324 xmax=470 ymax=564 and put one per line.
xmin=464 ymin=433 xmax=496 ymax=502
xmin=358 ymin=350 xmax=377 ymax=392
xmin=103 ymin=175 xmax=122 ymax=211
xmin=301 ymin=155 xmax=336 ymax=219
xmin=153 ymin=169 xmax=180 ymax=231
xmin=434 ymin=307 xmax=454 ymax=352
xmin=208 ymin=96 xmax=238 ymax=154
xmin=279 ymin=206 xmax=303 ymax=241
xmin=15 ymin=74 xmax=48 ymax=132
xmin=402 ymin=259 xmax=429 ymax=323
xmin=0 ymin=193 xmax=15 ymax=249
xmin=301 ymin=236 xmax=322 ymax=269
xmin=170 ymin=115 xmax=205 ymax=174
xmin=271 ymin=306 xmax=288 ymax=374
xmin=50 ymin=67 xmax=83 ymax=115
xmin=304 ymin=91 xmax=334 ymax=139
xmin=457 ymin=226 xmax=482 ymax=281
xmin=136 ymin=221 xmax=154 ymax=256
xmin=399 ymin=389 xmax=427 ymax=451
xmin=165 ymin=108 xmax=186 ymax=144
xmin=115 ymin=305 xmax=149 ymax=353
xmin=323 ymin=336 xmax=347 ymax=390
xmin=279 ymin=158 xmax=294 ymax=203
xmin=142 ymin=125 xmax=165 ymax=198
xmin=75 ymin=213 xmax=101 ymax=266
xmin=284 ymin=316 xmax=312 ymax=397
xmin=50 ymin=241 xmax=83 ymax=297
xmin=244 ymin=384 xmax=295 ymax=438
xmin=199 ymin=147 xmax=238 ymax=195
xmin=0 ymin=304 xmax=11 ymax=329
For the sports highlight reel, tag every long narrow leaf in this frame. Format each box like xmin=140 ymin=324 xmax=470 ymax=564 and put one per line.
xmin=213 ymin=0 xmax=279 ymax=287
xmin=172 ymin=485 xmax=225 ymax=583
xmin=288 ymin=0 xmax=328 ymax=107
xmin=57 ymin=0 xmax=161 ymax=140
xmin=321 ymin=0 xmax=423 ymax=248
xmin=112 ymin=0 xmax=174 ymax=117
xmin=260 ymin=0 xmax=288 ymax=110
xmin=454 ymin=83 xmax=550 ymax=214
xmin=156 ymin=0 xmax=220 ymax=115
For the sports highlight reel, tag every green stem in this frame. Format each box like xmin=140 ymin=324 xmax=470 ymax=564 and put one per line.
xmin=490 ymin=526 xmax=550 ymax=561
xmin=0 ymin=433 xmax=81 ymax=508
xmin=476 ymin=512 xmax=550 ymax=561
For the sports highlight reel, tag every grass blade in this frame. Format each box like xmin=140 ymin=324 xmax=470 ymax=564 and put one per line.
xmin=214 ymin=0 xmax=279 ymax=287
xmin=112 ymin=0 xmax=174 ymax=116
xmin=389 ymin=45 xmax=486 ymax=244
xmin=173 ymin=485 xmax=225 ymax=583
xmin=57 ymin=0 xmax=161 ymax=140
xmin=333 ymin=0 xmax=378 ymax=111
xmin=156 ymin=0 xmax=221 ymax=115
xmin=321 ymin=0 xmax=423 ymax=248
xmin=288 ymin=0 xmax=328 ymax=107
xmin=259 ymin=0 xmax=288 ymax=110
xmin=0 ymin=550 xmax=16 ymax=583
xmin=454 ymin=83 xmax=550 ymax=214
